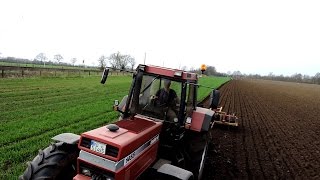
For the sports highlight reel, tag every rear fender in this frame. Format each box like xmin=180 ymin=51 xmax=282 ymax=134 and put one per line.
xmin=189 ymin=107 xmax=214 ymax=132
xmin=52 ymin=133 xmax=80 ymax=145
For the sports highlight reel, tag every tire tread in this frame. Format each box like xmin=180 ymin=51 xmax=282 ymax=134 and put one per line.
xmin=19 ymin=142 xmax=78 ymax=180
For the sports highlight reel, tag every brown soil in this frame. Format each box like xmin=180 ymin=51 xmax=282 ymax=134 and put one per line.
xmin=203 ymin=79 xmax=320 ymax=179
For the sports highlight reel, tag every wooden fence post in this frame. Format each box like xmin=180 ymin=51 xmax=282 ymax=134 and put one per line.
xmin=1 ymin=70 xmax=4 ymax=78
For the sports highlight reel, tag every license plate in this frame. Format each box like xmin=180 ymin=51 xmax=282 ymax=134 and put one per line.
xmin=90 ymin=140 xmax=106 ymax=154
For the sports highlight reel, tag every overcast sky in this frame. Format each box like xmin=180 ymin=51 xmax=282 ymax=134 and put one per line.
xmin=0 ymin=0 xmax=319 ymax=76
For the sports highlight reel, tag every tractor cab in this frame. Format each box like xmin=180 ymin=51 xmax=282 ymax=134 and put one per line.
xmin=109 ymin=65 xmax=198 ymax=126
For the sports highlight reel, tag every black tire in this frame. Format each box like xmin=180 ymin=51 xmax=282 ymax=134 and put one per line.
xmin=210 ymin=90 xmax=220 ymax=109
xmin=186 ymin=132 xmax=209 ymax=180
xmin=19 ymin=142 xmax=79 ymax=180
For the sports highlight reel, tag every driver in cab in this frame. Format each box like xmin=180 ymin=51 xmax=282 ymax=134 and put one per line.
xmin=151 ymin=79 xmax=179 ymax=121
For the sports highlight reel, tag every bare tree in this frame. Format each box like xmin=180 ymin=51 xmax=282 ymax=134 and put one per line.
xmin=125 ymin=55 xmax=136 ymax=70
xmin=35 ymin=53 xmax=47 ymax=67
xmin=232 ymin=70 xmax=242 ymax=77
xmin=108 ymin=52 xmax=128 ymax=70
xmin=98 ymin=55 xmax=107 ymax=70
xmin=292 ymin=73 xmax=302 ymax=82
xmin=108 ymin=53 xmax=118 ymax=69
xmin=314 ymin=72 xmax=320 ymax=84
xmin=119 ymin=57 xmax=128 ymax=70
xmin=54 ymin=54 xmax=63 ymax=64
xmin=204 ymin=66 xmax=217 ymax=76
xmin=71 ymin=58 xmax=77 ymax=66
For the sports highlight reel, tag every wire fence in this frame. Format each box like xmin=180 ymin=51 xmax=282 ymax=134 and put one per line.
xmin=0 ymin=66 xmax=131 ymax=78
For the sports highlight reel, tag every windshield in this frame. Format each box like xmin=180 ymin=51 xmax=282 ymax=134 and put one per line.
xmin=133 ymin=74 xmax=195 ymax=121
xmin=135 ymin=74 xmax=181 ymax=120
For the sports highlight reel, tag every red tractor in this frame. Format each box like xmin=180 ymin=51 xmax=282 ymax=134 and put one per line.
xmin=20 ymin=64 xmax=236 ymax=180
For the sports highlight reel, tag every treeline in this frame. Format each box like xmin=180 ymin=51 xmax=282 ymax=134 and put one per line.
xmin=245 ymin=73 xmax=320 ymax=84
xmin=2 ymin=53 xmax=320 ymax=85
xmin=98 ymin=52 xmax=136 ymax=70
xmin=0 ymin=56 xmax=86 ymax=68
xmin=231 ymin=72 xmax=320 ymax=85
xmin=190 ymin=66 xmax=320 ymax=85
xmin=190 ymin=66 xmax=228 ymax=77
xmin=0 ymin=52 xmax=137 ymax=71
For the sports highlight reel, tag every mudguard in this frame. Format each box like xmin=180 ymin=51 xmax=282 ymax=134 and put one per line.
xmin=52 ymin=133 xmax=80 ymax=145
xmin=190 ymin=107 xmax=214 ymax=132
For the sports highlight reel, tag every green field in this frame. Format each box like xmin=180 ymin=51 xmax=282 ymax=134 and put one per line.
xmin=0 ymin=75 xmax=229 ymax=179
xmin=197 ymin=76 xmax=230 ymax=101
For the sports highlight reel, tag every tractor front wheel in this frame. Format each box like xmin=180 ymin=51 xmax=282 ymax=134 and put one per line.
xmin=19 ymin=142 xmax=79 ymax=180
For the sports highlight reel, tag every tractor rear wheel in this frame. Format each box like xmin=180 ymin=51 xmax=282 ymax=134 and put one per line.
xmin=186 ymin=132 xmax=209 ymax=180
xmin=19 ymin=142 xmax=79 ymax=180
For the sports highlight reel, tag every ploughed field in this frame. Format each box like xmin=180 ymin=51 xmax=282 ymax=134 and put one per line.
xmin=205 ymin=79 xmax=320 ymax=179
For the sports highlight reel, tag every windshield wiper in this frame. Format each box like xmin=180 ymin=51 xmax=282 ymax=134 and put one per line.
xmin=140 ymin=75 xmax=160 ymax=95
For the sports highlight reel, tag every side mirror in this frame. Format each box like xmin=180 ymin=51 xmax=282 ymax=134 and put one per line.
xmin=113 ymin=95 xmax=128 ymax=113
xmin=113 ymin=100 xmax=119 ymax=111
xmin=209 ymin=90 xmax=220 ymax=110
xmin=100 ymin=68 xmax=110 ymax=84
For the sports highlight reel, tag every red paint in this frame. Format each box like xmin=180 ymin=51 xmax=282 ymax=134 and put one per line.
xmin=73 ymin=174 xmax=90 ymax=180
xmin=145 ymin=65 xmax=197 ymax=81
xmin=116 ymin=141 xmax=159 ymax=180
xmin=116 ymin=118 xmax=156 ymax=134
xmin=76 ymin=115 xmax=162 ymax=179
xmin=79 ymin=116 xmax=161 ymax=161
xmin=190 ymin=107 xmax=210 ymax=132
xmin=190 ymin=111 xmax=204 ymax=132
xmin=75 ymin=141 xmax=159 ymax=180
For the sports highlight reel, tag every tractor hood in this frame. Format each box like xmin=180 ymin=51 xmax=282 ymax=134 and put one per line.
xmin=78 ymin=115 xmax=162 ymax=162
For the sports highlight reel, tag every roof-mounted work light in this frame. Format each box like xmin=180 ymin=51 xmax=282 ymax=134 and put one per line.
xmin=200 ymin=64 xmax=207 ymax=74
xmin=174 ymin=71 xmax=183 ymax=77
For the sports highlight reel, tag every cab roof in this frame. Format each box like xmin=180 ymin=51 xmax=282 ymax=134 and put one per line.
xmin=141 ymin=64 xmax=198 ymax=81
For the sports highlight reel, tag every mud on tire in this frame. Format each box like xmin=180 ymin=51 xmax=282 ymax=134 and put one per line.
xmin=19 ymin=142 xmax=79 ymax=180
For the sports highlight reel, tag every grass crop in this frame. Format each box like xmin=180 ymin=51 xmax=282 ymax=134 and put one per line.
xmin=0 ymin=75 xmax=229 ymax=179
xmin=0 ymin=76 xmax=131 ymax=179
xmin=198 ymin=76 xmax=231 ymax=101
